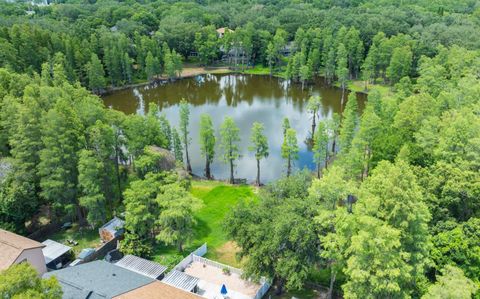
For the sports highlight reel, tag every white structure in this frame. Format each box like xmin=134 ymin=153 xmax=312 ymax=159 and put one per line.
xmin=116 ymin=254 xmax=168 ymax=280
xmin=42 ymin=239 xmax=72 ymax=269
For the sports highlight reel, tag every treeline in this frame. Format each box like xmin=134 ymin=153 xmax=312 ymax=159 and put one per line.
xmin=225 ymin=45 xmax=480 ymax=298
xmin=0 ymin=62 xmax=194 ymax=232
xmin=1 ymin=0 xmax=480 ymax=91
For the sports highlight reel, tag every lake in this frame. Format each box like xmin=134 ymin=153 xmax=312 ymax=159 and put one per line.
xmin=103 ymin=74 xmax=365 ymax=182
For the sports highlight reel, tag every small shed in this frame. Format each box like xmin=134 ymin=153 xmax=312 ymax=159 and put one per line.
xmin=99 ymin=217 xmax=125 ymax=242
xmin=116 ymin=255 xmax=168 ymax=280
xmin=162 ymin=270 xmax=199 ymax=293
xmin=42 ymin=239 xmax=72 ymax=270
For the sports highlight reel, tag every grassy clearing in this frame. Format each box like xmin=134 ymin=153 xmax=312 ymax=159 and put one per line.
xmin=348 ymin=80 xmax=392 ymax=97
xmin=152 ymin=180 xmax=256 ymax=268
xmin=49 ymin=224 xmax=101 ymax=257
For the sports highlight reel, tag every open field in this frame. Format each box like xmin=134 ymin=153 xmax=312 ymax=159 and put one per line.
xmin=152 ymin=180 xmax=256 ymax=268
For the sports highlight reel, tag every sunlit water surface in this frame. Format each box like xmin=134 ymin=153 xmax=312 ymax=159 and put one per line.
xmin=103 ymin=74 xmax=365 ymax=182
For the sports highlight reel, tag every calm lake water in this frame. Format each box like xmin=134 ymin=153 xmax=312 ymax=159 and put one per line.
xmin=103 ymin=74 xmax=365 ymax=182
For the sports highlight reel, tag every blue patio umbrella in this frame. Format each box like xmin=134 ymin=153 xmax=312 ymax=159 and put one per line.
xmin=220 ymin=284 xmax=228 ymax=295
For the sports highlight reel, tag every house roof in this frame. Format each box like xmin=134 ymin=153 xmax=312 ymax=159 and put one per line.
xmin=115 ymin=255 xmax=167 ymax=279
xmin=113 ymin=281 xmax=202 ymax=299
xmin=100 ymin=217 xmax=125 ymax=236
xmin=43 ymin=260 xmax=154 ymax=299
xmin=42 ymin=239 xmax=72 ymax=264
xmin=216 ymin=27 xmax=233 ymax=34
xmin=162 ymin=270 xmax=199 ymax=292
xmin=0 ymin=229 xmax=45 ymax=270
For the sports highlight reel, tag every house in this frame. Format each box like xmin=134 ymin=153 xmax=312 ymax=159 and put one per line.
xmin=216 ymin=27 xmax=233 ymax=39
xmin=42 ymin=239 xmax=73 ymax=270
xmin=115 ymin=255 xmax=168 ymax=280
xmin=113 ymin=281 xmax=203 ymax=299
xmin=99 ymin=217 xmax=125 ymax=242
xmin=43 ymin=260 xmax=154 ymax=299
xmin=0 ymin=229 xmax=47 ymax=275
xmin=280 ymin=42 xmax=296 ymax=57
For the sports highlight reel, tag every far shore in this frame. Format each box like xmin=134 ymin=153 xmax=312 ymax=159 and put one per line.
xmin=101 ymin=65 xmax=385 ymax=97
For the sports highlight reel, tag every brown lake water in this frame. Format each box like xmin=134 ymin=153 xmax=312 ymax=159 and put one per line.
xmin=103 ymin=74 xmax=365 ymax=182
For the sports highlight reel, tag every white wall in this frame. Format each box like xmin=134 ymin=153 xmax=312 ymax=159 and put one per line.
xmin=15 ymin=248 xmax=47 ymax=275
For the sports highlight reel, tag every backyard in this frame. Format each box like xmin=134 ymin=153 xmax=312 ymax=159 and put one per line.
xmin=152 ymin=180 xmax=256 ymax=268
xmin=49 ymin=224 xmax=101 ymax=257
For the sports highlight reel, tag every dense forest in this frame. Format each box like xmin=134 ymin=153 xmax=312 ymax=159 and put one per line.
xmin=1 ymin=0 xmax=480 ymax=298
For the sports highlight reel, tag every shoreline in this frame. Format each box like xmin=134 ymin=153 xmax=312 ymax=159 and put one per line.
xmin=101 ymin=65 xmax=386 ymax=98
xmin=101 ymin=66 xmax=233 ymax=95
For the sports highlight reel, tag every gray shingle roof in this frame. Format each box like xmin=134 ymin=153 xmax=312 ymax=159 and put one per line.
xmin=115 ymin=255 xmax=167 ymax=279
xmin=42 ymin=239 xmax=72 ymax=264
xmin=43 ymin=260 xmax=153 ymax=299
xmin=162 ymin=270 xmax=199 ymax=292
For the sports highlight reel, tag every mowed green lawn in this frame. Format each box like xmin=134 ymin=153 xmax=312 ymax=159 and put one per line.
xmin=153 ymin=180 xmax=256 ymax=268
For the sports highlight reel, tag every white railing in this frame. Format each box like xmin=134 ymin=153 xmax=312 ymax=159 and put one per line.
xmin=174 ymin=243 xmax=207 ymax=271
xmin=192 ymin=243 xmax=207 ymax=257
xmin=193 ymin=255 xmax=243 ymax=276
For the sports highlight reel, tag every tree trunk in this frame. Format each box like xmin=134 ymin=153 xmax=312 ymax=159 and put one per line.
xmin=114 ymin=147 xmax=122 ymax=201
xmin=185 ymin=144 xmax=192 ymax=173
xmin=327 ymin=269 xmax=337 ymax=299
xmin=325 ymin=147 xmax=329 ymax=170
xmin=256 ymin=159 xmax=261 ymax=186
xmin=229 ymin=159 xmax=234 ymax=184
xmin=287 ymin=157 xmax=291 ymax=177
xmin=178 ymin=241 xmax=183 ymax=252
xmin=205 ymin=158 xmax=211 ymax=180
xmin=76 ymin=204 xmax=86 ymax=226
xmin=275 ymin=278 xmax=285 ymax=295
xmin=311 ymin=112 xmax=316 ymax=138
xmin=331 ymin=137 xmax=337 ymax=155
xmin=317 ymin=162 xmax=321 ymax=179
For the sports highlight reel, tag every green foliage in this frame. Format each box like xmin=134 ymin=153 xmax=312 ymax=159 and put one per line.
xmin=156 ymin=183 xmax=202 ymax=252
xmin=431 ymin=217 xmax=480 ymax=282
xmin=358 ymin=161 xmax=431 ymax=289
xmin=172 ymin=128 xmax=183 ymax=163
xmin=194 ymin=26 xmax=220 ymax=65
xmin=338 ymin=94 xmax=359 ymax=154
xmin=145 ymin=51 xmax=160 ymax=81
xmin=78 ymin=149 xmax=106 ymax=228
xmin=386 ymin=46 xmax=413 ymax=84
xmin=281 ymin=128 xmax=299 ymax=177
xmin=199 ymin=114 xmax=215 ymax=179
xmin=248 ymin=122 xmax=269 ymax=185
xmin=225 ymin=175 xmax=319 ymax=292
xmin=0 ymin=263 xmax=62 ymax=299
xmin=342 ymin=215 xmax=413 ymax=299
xmin=179 ymin=99 xmax=191 ymax=172
xmin=86 ymin=54 xmax=106 ymax=93
xmin=38 ymin=98 xmax=85 ymax=220
xmin=219 ymin=117 xmax=241 ymax=184
xmin=312 ymin=121 xmax=329 ymax=177
xmin=422 ymin=265 xmax=478 ymax=299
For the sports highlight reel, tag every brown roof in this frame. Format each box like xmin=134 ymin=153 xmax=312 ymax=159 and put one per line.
xmin=0 ymin=229 xmax=45 ymax=270
xmin=113 ymin=281 xmax=202 ymax=299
